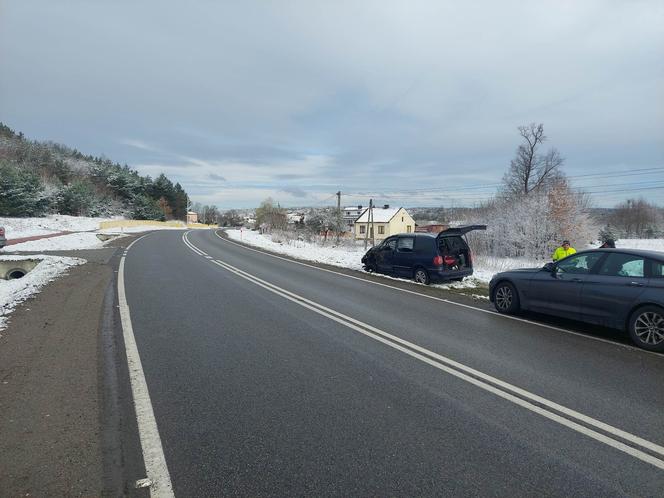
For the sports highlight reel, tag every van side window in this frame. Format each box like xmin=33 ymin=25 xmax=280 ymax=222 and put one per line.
xmin=397 ymin=237 xmax=415 ymax=252
xmin=384 ymin=238 xmax=397 ymax=250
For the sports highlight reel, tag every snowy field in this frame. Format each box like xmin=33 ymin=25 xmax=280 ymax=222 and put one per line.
xmin=226 ymin=229 xmax=664 ymax=288
xmin=0 ymin=254 xmax=85 ymax=331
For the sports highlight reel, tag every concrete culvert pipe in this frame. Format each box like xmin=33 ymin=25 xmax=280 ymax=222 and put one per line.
xmin=6 ymin=268 xmax=27 ymax=280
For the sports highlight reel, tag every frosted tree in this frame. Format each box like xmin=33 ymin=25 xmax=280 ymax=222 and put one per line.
xmin=502 ymin=123 xmax=564 ymax=198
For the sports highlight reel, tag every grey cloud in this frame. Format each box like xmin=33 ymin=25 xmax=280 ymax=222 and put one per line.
xmin=1 ymin=1 xmax=662 ymax=208
xmin=279 ymin=187 xmax=308 ymax=198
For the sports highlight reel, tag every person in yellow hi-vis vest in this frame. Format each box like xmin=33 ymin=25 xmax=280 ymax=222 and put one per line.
xmin=552 ymin=240 xmax=577 ymax=261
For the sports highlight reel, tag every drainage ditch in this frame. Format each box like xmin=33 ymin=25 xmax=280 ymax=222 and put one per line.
xmin=0 ymin=259 xmax=39 ymax=280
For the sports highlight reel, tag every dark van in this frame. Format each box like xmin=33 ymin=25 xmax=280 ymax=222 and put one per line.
xmin=361 ymin=225 xmax=486 ymax=284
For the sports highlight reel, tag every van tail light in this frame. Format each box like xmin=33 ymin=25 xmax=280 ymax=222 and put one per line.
xmin=433 ymin=255 xmax=443 ymax=266
xmin=0 ymin=227 xmax=4 ymax=237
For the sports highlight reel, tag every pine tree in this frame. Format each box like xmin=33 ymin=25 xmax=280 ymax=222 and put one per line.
xmin=54 ymin=181 xmax=95 ymax=216
xmin=0 ymin=162 xmax=49 ymax=216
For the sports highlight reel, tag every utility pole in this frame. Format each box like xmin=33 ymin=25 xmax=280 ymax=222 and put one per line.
xmin=370 ymin=200 xmax=375 ymax=247
xmin=336 ymin=191 xmax=342 ymax=242
xmin=363 ymin=199 xmax=373 ymax=250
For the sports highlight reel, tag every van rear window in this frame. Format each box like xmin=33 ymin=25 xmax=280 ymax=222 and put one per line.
xmin=439 ymin=236 xmax=466 ymax=253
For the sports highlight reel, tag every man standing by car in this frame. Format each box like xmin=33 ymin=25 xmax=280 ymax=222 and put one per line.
xmin=552 ymin=240 xmax=576 ymax=261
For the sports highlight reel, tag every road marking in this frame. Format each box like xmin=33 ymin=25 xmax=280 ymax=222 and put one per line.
xmin=212 ymin=230 xmax=662 ymax=357
xmin=182 ymin=233 xmax=664 ymax=471
xmin=182 ymin=232 xmax=206 ymax=256
xmin=119 ymin=233 xmax=175 ymax=498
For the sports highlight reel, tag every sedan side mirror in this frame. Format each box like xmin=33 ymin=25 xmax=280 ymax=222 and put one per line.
xmin=543 ymin=262 xmax=556 ymax=273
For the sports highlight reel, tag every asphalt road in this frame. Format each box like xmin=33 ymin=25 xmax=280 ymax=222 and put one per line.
xmin=122 ymin=229 xmax=664 ymax=497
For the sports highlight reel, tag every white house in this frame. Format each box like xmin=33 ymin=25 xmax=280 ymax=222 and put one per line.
xmin=342 ymin=205 xmax=364 ymax=231
xmin=354 ymin=206 xmax=416 ymax=240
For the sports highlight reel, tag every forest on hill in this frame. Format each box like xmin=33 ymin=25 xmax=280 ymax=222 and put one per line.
xmin=0 ymin=122 xmax=187 ymax=219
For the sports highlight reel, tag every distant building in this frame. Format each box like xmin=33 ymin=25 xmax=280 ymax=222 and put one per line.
xmin=186 ymin=211 xmax=198 ymax=224
xmin=354 ymin=205 xmax=415 ymax=240
xmin=287 ymin=212 xmax=306 ymax=226
xmin=342 ymin=205 xmax=364 ymax=231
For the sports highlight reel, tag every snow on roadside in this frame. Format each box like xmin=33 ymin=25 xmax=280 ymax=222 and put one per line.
xmin=226 ymin=229 xmax=546 ymax=288
xmin=227 ymin=229 xmax=366 ymax=270
xmin=227 ymin=230 xmax=664 ymax=289
xmin=0 ymin=215 xmax=115 ymax=238
xmin=0 ymin=254 xmax=86 ymax=331
xmin=0 ymin=215 xmax=196 ymax=251
xmin=4 ymin=232 xmax=107 ymax=251
xmin=98 ymin=225 xmax=187 ymax=234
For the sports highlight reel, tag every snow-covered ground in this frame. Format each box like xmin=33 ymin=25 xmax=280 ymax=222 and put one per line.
xmin=0 ymin=254 xmax=85 ymax=331
xmin=4 ymin=233 xmax=107 ymax=252
xmin=98 ymin=225 xmax=187 ymax=234
xmin=225 ymin=229 xmax=534 ymax=287
xmin=225 ymin=229 xmax=664 ymax=288
xmin=228 ymin=229 xmax=366 ymax=270
xmin=0 ymin=215 xmax=115 ymax=238
xmin=0 ymin=216 xmax=208 ymax=331
xmin=0 ymin=216 xmax=193 ymax=251
xmin=615 ymin=239 xmax=664 ymax=251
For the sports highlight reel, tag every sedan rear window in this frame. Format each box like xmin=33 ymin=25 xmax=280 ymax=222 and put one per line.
xmin=651 ymin=260 xmax=664 ymax=278
xmin=598 ymin=253 xmax=645 ymax=278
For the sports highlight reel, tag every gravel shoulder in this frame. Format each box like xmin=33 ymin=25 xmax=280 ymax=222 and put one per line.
xmin=0 ymin=241 xmax=145 ymax=497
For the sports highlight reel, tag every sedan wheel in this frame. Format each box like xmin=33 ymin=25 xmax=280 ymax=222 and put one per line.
xmin=494 ymin=282 xmax=519 ymax=314
xmin=629 ymin=306 xmax=664 ymax=352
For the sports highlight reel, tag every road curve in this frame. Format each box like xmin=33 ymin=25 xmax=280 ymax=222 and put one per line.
xmin=121 ymin=229 xmax=664 ymax=496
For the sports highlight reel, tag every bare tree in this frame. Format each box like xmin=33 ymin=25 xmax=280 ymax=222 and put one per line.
xmin=609 ymin=198 xmax=663 ymax=238
xmin=502 ymin=123 xmax=564 ymax=197
xmin=255 ymin=197 xmax=287 ymax=232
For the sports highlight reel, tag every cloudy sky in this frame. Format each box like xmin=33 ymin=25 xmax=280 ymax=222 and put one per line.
xmin=1 ymin=1 xmax=663 ymax=208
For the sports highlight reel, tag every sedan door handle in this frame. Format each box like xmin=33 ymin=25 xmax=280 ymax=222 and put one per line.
xmin=571 ymin=278 xmax=583 ymax=283
xmin=627 ymin=281 xmax=645 ymax=287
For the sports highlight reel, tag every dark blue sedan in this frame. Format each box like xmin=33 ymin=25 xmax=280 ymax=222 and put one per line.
xmin=489 ymin=248 xmax=664 ymax=352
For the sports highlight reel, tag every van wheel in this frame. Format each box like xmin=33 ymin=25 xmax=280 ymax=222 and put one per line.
xmin=628 ymin=305 xmax=664 ymax=352
xmin=414 ymin=268 xmax=430 ymax=285
xmin=493 ymin=282 xmax=519 ymax=314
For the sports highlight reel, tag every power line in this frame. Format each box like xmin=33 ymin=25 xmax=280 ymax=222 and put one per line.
xmin=336 ymin=166 xmax=664 ymax=197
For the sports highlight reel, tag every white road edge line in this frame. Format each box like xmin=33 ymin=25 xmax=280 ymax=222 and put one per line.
xmin=213 ymin=230 xmax=662 ymax=357
xmin=119 ymin=233 xmax=175 ymax=498
xmin=182 ymin=234 xmax=664 ymax=470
